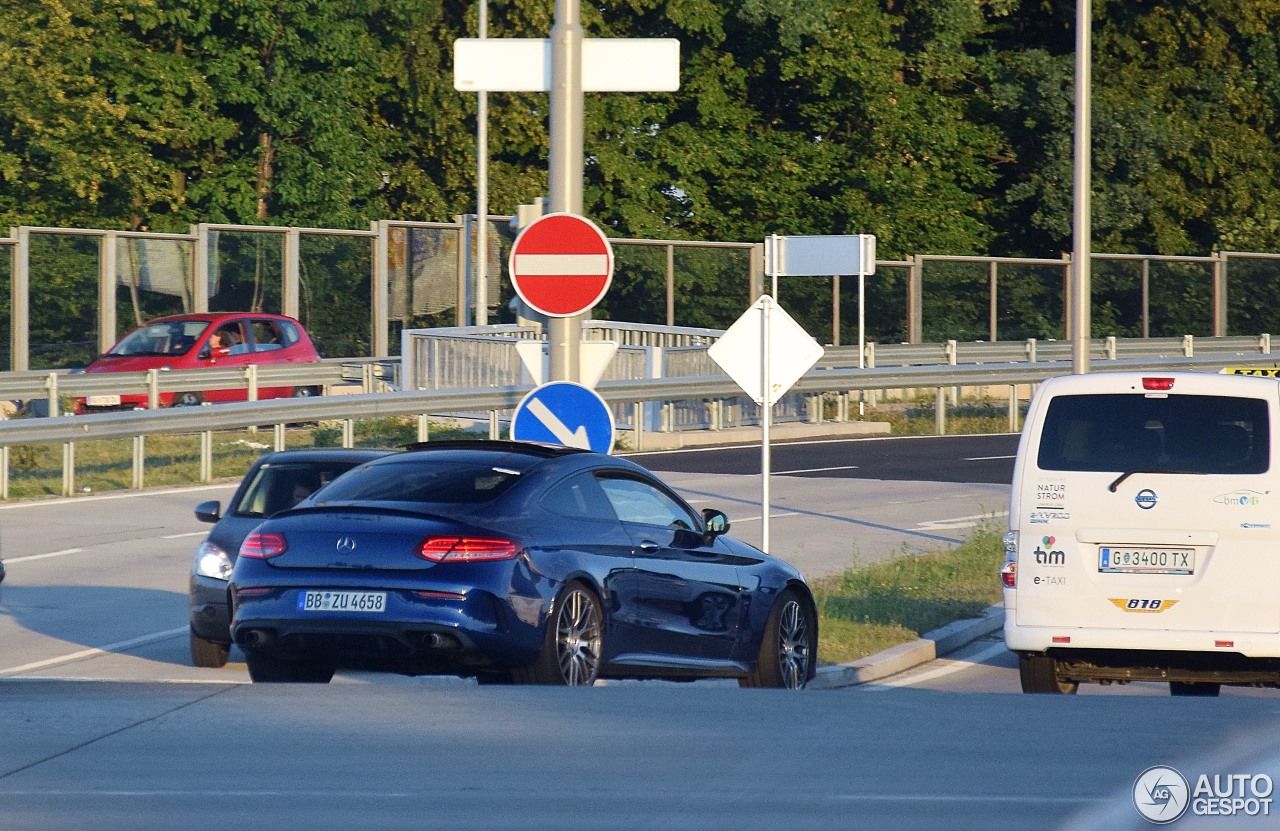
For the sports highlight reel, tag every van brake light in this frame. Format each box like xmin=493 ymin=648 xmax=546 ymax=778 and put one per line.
xmin=1000 ymin=560 xmax=1016 ymax=588
xmin=1142 ymin=377 xmax=1175 ymax=391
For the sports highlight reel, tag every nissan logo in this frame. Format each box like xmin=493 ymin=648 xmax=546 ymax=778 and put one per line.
xmin=336 ymin=536 xmax=357 ymax=554
xmin=1135 ymin=489 xmax=1159 ymax=510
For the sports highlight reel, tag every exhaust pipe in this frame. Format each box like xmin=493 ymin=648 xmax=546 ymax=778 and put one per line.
xmin=419 ymin=633 xmax=458 ymax=650
xmin=239 ymin=628 xmax=273 ymax=649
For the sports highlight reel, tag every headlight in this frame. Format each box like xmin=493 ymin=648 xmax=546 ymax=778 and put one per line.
xmin=195 ymin=540 xmax=232 ymax=580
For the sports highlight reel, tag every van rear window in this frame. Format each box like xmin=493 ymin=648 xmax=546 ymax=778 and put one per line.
xmin=1037 ymin=393 xmax=1270 ymax=474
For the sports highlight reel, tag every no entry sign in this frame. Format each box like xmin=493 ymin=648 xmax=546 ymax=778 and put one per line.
xmin=509 ymin=212 xmax=614 ymax=317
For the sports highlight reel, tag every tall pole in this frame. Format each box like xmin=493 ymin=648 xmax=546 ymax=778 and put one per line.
xmin=548 ymin=0 xmax=583 ymax=382
xmin=475 ymin=0 xmax=489 ymax=325
xmin=1071 ymin=0 xmax=1092 ymax=373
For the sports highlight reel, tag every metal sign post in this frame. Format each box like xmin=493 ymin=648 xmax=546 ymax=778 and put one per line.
xmin=760 ymin=295 xmax=772 ymax=552
xmin=546 ymin=0 xmax=585 ymax=382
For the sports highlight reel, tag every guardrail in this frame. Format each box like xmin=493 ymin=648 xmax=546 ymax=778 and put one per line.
xmin=823 ymin=334 xmax=1273 ymax=369
xmin=0 ymin=358 xmax=398 ymax=415
xmin=0 ymin=352 xmax=1270 ymax=498
xmin=5 ymin=333 xmax=1266 ymax=412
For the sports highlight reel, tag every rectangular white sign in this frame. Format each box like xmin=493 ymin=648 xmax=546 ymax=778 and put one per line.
xmin=454 ymin=38 xmax=680 ymax=92
xmin=764 ymin=234 xmax=876 ymax=277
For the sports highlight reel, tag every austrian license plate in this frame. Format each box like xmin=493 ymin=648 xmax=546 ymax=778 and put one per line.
xmin=298 ymin=590 xmax=387 ymax=613
xmin=1099 ymin=547 xmax=1195 ymax=575
xmin=86 ymin=394 xmax=122 ymax=406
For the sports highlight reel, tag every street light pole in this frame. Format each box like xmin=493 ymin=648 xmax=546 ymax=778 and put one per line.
xmin=1071 ymin=0 xmax=1092 ymax=374
xmin=475 ymin=0 xmax=489 ymax=325
xmin=547 ymin=0 xmax=583 ymax=383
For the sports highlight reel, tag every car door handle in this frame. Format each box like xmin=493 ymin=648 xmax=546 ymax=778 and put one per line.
xmin=638 ymin=540 xmax=660 ymax=552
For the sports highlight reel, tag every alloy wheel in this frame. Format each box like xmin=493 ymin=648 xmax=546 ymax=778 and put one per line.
xmin=776 ymin=599 xmax=811 ymax=689
xmin=555 ymin=588 xmax=602 ymax=686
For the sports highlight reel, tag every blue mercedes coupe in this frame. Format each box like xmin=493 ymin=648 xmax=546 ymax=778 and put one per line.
xmin=228 ymin=440 xmax=817 ymax=687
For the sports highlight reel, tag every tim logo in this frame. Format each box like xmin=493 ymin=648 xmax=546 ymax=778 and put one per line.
xmin=1034 ymin=535 xmax=1066 ymax=566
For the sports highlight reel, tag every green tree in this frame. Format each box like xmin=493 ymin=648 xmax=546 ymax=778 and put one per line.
xmin=0 ymin=0 xmax=225 ymax=230
xmin=172 ymin=0 xmax=394 ymax=226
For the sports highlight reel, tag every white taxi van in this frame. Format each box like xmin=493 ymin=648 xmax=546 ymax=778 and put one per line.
xmin=1003 ymin=370 xmax=1280 ymax=696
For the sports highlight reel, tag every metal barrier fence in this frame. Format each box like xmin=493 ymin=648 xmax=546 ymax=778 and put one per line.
xmin=401 ymin=325 xmax=1277 ymax=425
xmin=6 ymin=219 xmax=1280 ymax=372
xmin=0 ymin=353 xmax=1265 ymax=499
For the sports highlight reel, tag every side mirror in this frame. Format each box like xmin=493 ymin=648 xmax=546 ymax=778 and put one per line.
xmin=702 ymin=508 xmax=730 ymax=538
xmin=194 ymin=500 xmax=221 ymax=523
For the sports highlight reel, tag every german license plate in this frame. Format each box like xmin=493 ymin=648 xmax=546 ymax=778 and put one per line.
xmin=1099 ymin=547 xmax=1195 ymax=575
xmin=298 ymin=591 xmax=386 ymax=613
xmin=86 ymin=394 xmax=121 ymax=406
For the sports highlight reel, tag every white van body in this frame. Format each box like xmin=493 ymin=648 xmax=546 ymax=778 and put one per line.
xmin=1004 ymin=370 xmax=1280 ymax=695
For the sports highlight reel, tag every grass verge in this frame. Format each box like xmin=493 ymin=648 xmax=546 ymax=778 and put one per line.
xmin=814 ymin=522 xmax=1004 ymax=665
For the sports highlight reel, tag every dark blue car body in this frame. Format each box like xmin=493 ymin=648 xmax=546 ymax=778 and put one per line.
xmin=228 ymin=441 xmax=817 ymax=687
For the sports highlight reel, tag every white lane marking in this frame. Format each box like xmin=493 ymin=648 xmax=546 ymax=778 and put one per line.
xmin=869 ymin=641 xmax=1011 ymax=690
xmin=915 ymin=512 xmax=1008 ymax=530
xmin=0 ymin=483 xmax=235 ymax=510
xmin=776 ymin=465 xmax=860 ymax=475
xmin=965 ymin=454 xmax=1015 ymax=461
xmin=7 ymin=532 xmax=207 ymax=562
xmin=0 ymin=677 xmax=248 ymax=686
xmin=5 ymin=548 xmax=85 ymax=564
xmin=730 ymin=512 xmax=801 ymax=524
xmin=526 ymin=397 xmax=591 ymax=449
xmin=0 ymin=627 xmax=188 ymax=676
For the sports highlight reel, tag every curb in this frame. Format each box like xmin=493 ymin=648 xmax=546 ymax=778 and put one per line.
xmin=809 ymin=604 xmax=1005 ymax=690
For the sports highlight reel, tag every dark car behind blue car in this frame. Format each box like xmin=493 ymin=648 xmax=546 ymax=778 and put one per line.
xmin=188 ymin=448 xmax=392 ymax=668
xmin=229 ymin=440 xmax=817 ymax=687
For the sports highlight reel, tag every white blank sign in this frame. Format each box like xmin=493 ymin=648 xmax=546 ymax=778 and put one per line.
xmin=454 ymin=39 xmax=681 ymax=92
xmin=765 ymin=234 xmax=876 ymax=276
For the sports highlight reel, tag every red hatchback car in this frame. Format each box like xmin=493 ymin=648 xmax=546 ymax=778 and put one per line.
xmin=76 ymin=312 xmax=322 ymax=413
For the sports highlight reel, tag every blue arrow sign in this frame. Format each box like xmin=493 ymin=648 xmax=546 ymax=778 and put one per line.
xmin=511 ymin=381 xmax=616 ymax=454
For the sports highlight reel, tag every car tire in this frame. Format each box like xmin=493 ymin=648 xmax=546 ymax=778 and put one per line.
xmin=1170 ymin=681 xmax=1221 ymax=697
xmin=514 ymin=581 xmax=603 ymax=686
xmin=1018 ymin=653 xmax=1079 ymax=694
xmin=291 ymin=386 xmax=321 ymax=398
xmin=189 ymin=627 xmax=230 ymax=669
xmin=245 ymin=651 xmax=335 ymax=683
xmin=740 ymin=588 xmax=816 ymax=689
xmin=173 ymin=391 xmax=204 ymax=407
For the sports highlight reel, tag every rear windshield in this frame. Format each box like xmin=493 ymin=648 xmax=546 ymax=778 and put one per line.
xmin=1037 ymin=393 xmax=1270 ymax=474
xmin=235 ymin=461 xmax=366 ymax=517
xmin=314 ymin=457 xmax=523 ymax=505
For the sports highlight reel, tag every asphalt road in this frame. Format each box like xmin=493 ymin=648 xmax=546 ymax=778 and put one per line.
xmin=7 ymin=433 xmax=1280 ymax=829
xmin=5 ymin=679 xmax=1280 ymax=831
xmin=631 ymin=432 xmax=1020 ymax=484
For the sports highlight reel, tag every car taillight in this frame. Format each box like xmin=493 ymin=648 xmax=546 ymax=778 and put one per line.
xmin=416 ymin=536 xmax=521 ymax=562
xmin=241 ymin=531 xmax=287 ymax=559
xmin=1000 ymin=560 xmax=1016 ymax=588
xmin=1143 ymin=377 xmax=1175 ymax=391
